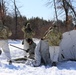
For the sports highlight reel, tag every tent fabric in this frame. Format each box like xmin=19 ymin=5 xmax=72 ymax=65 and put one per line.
xmin=49 ymin=46 xmax=59 ymax=63
xmin=23 ymin=39 xmax=29 ymax=57
xmin=33 ymin=40 xmax=51 ymax=66
xmin=59 ymin=30 xmax=76 ymax=61
xmin=0 ymin=40 xmax=11 ymax=61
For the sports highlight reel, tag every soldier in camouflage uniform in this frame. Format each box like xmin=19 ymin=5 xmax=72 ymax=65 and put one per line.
xmin=21 ymin=22 xmax=35 ymax=58
xmin=26 ymin=38 xmax=36 ymax=59
xmin=43 ymin=24 xmax=62 ymax=66
xmin=32 ymin=39 xmax=51 ymax=67
xmin=0 ymin=20 xmax=12 ymax=65
xmin=44 ymin=25 xmax=61 ymax=46
xmin=22 ymin=22 xmax=35 ymax=39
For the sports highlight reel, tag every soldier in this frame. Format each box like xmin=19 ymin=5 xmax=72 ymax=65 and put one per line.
xmin=0 ymin=20 xmax=12 ymax=65
xmin=43 ymin=25 xmax=61 ymax=46
xmin=22 ymin=22 xmax=35 ymax=38
xmin=26 ymin=38 xmax=36 ymax=59
xmin=43 ymin=23 xmax=62 ymax=66
xmin=21 ymin=22 xmax=35 ymax=57
xmin=32 ymin=39 xmax=51 ymax=67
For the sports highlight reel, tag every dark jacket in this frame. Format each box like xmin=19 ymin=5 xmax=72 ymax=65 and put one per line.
xmin=26 ymin=42 xmax=36 ymax=59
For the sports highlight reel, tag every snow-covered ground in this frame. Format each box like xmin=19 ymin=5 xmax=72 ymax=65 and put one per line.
xmin=0 ymin=39 xmax=76 ymax=75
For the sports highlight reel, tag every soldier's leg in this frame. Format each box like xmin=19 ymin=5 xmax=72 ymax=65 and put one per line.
xmin=52 ymin=46 xmax=60 ymax=66
xmin=24 ymin=39 xmax=29 ymax=57
xmin=2 ymin=40 xmax=12 ymax=64
xmin=33 ymin=46 xmax=41 ymax=67
xmin=0 ymin=40 xmax=4 ymax=55
xmin=0 ymin=49 xmax=2 ymax=55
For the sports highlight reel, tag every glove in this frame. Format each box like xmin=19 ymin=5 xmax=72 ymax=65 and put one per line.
xmin=0 ymin=50 xmax=2 ymax=55
xmin=9 ymin=60 xmax=12 ymax=65
xmin=26 ymin=49 xmax=29 ymax=52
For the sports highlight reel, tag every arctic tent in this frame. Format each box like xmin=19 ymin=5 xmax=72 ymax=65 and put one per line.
xmin=59 ymin=30 xmax=76 ymax=61
xmin=49 ymin=46 xmax=60 ymax=63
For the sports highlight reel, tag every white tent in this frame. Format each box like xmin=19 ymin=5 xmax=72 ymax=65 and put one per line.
xmin=59 ymin=30 xmax=76 ymax=61
xmin=23 ymin=31 xmax=76 ymax=64
xmin=49 ymin=46 xmax=59 ymax=63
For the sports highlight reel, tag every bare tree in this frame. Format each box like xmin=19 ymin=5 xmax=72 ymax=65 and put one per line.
xmin=0 ymin=0 xmax=6 ymax=25
xmin=47 ymin=0 xmax=76 ymax=30
xmin=14 ymin=0 xmax=18 ymax=39
xmin=56 ymin=0 xmax=76 ymax=30
xmin=53 ymin=0 xmax=58 ymax=22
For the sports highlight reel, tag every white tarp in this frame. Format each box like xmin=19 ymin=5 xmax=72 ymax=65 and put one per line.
xmin=23 ymin=33 xmax=76 ymax=63
xmin=0 ymin=40 xmax=11 ymax=61
xmin=49 ymin=46 xmax=59 ymax=63
xmin=59 ymin=30 xmax=76 ymax=61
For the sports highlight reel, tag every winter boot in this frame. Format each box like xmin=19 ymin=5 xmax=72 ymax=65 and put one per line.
xmin=0 ymin=50 xmax=2 ymax=55
xmin=51 ymin=62 xmax=57 ymax=66
xmin=9 ymin=60 xmax=12 ymax=65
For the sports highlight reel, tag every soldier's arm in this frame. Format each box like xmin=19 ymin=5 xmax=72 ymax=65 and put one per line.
xmin=4 ymin=26 xmax=12 ymax=37
xmin=26 ymin=49 xmax=30 ymax=52
xmin=29 ymin=43 xmax=36 ymax=54
xmin=8 ymin=30 xmax=12 ymax=36
xmin=21 ymin=26 xmax=25 ymax=32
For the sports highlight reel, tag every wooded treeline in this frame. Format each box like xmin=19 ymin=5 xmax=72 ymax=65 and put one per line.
xmin=0 ymin=0 xmax=75 ymax=39
xmin=3 ymin=16 xmax=74 ymax=39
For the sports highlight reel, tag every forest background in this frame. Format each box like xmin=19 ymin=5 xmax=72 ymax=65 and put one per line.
xmin=0 ymin=0 xmax=76 ymax=39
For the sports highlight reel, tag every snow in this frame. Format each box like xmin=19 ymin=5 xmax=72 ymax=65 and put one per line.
xmin=0 ymin=39 xmax=76 ymax=75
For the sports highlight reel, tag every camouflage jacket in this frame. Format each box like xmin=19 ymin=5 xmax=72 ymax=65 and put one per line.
xmin=27 ymin=42 xmax=36 ymax=59
xmin=0 ymin=26 xmax=12 ymax=39
xmin=21 ymin=26 xmax=35 ymax=39
xmin=44 ymin=27 xmax=62 ymax=46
